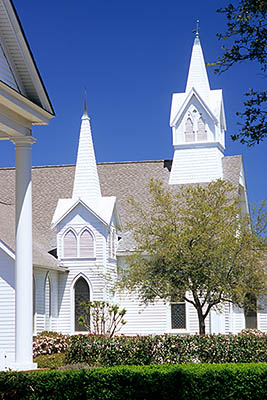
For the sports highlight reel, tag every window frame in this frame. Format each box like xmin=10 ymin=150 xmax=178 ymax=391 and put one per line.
xmin=168 ymin=300 xmax=188 ymax=333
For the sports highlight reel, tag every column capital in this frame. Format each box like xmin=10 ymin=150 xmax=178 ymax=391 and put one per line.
xmin=10 ymin=135 xmax=37 ymax=147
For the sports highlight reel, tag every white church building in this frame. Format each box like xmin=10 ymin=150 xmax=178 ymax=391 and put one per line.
xmin=0 ymin=0 xmax=266 ymax=369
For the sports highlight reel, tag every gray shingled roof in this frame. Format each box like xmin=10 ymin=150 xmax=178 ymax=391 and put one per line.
xmin=0 ymin=156 xmax=242 ymax=265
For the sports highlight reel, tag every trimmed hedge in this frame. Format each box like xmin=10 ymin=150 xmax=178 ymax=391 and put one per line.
xmin=65 ymin=332 xmax=267 ymax=366
xmin=0 ymin=363 xmax=266 ymax=400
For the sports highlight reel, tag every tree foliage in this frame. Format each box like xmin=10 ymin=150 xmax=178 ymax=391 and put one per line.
xmin=214 ymin=0 xmax=267 ymax=145
xmin=119 ymin=179 xmax=266 ymax=334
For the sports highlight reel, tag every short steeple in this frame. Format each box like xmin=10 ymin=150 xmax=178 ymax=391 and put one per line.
xmin=185 ymin=24 xmax=210 ymax=101
xmin=72 ymin=94 xmax=101 ymax=203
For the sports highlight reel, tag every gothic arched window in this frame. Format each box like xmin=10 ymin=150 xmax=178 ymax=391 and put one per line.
xmin=197 ymin=117 xmax=207 ymax=141
xmin=74 ymin=277 xmax=90 ymax=332
xmin=80 ymin=229 xmax=94 ymax=258
xmin=185 ymin=117 xmax=194 ymax=142
xmin=63 ymin=229 xmax=77 ymax=258
xmin=45 ymin=274 xmax=51 ymax=331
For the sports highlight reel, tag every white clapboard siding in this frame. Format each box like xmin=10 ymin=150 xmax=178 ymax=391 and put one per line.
xmin=118 ymin=291 xmax=167 ymax=335
xmin=187 ymin=302 xmax=199 ymax=334
xmin=0 ymin=249 xmax=15 ymax=359
xmin=232 ymin=305 xmax=245 ymax=334
xmin=169 ymin=146 xmax=223 ymax=185
xmin=224 ymin=302 xmax=231 ymax=333
xmin=257 ymin=297 xmax=267 ymax=332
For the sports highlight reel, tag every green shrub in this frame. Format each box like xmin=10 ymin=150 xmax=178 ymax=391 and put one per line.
xmin=65 ymin=332 xmax=267 ymax=366
xmin=0 ymin=364 xmax=266 ymax=400
xmin=34 ymin=353 xmax=66 ymax=369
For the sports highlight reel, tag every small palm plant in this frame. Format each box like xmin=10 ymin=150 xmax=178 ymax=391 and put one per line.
xmin=78 ymin=301 xmax=126 ymax=337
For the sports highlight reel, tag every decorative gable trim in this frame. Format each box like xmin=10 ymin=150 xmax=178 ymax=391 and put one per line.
xmin=51 ymin=198 xmax=109 ymax=230
xmin=170 ymin=87 xmax=218 ymax=128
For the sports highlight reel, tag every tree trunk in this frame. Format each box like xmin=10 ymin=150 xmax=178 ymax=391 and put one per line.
xmin=197 ymin=309 xmax=206 ymax=335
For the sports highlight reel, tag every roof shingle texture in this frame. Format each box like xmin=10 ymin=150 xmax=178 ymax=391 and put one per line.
xmin=0 ymin=156 xmax=242 ymax=264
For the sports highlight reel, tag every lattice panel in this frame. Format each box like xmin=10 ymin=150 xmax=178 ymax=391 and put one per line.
xmin=171 ymin=303 xmax=186 ymax=329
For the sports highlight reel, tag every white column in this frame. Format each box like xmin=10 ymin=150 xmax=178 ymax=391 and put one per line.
xmin=13 ymin=136 xmax=36 ymax=369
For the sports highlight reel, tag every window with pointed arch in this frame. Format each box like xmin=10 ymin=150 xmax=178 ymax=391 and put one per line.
xmin=63 ymin=229 xmax=77 ymax=258
xmin=74 ymin=277 xmax=90 ymax=332
xmin=45 ymin=274 xmax=52 ymax=331
xmin=184 ymin=117 xmax=194 ymax=142
xmin=80 ymin=229 xmax=94 ymax=258
xmin=197 ymin=117 xmax=207 ymax=141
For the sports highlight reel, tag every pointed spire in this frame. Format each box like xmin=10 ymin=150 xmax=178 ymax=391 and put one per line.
xmin=185 ymin=22 xmax=210 ymax=101
xmin=72 ymin=96 xmax=101 ymax=204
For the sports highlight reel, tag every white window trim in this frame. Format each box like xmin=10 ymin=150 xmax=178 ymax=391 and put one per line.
xmin=166 ymin=301 xmax=189 ymax=334
xmin=70 ymin=273 xmax=92 ymax=334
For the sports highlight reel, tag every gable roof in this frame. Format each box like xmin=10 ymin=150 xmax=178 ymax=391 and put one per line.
xmin=170 ymin=87 xmax=219 ymax=128
xmin=51 ymin=196 xmax=120 ymax=230
xmin=0 ymin=156 xmax=243 ymax=264
xmin=0 ymin=0 xmax=54 ymax=115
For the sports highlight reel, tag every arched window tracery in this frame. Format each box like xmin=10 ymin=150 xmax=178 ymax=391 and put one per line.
xmin=197 ymin=117 xmax=207 ymax=141
xmin=185 ymin=117 xmax=194 ymax=142
xmin=63 ymin=229 xmax=77 ymax=258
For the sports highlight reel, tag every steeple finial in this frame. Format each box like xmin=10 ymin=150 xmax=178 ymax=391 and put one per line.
xmin=84 ymin=87 xmax=87 ymax=114
xmin=83 ymin=87 xmax=89 ymax=118
xmin=196 ymin=20 xmax=199 ymax=37
xmin=186 ymin=23 xmax=210 ymax=99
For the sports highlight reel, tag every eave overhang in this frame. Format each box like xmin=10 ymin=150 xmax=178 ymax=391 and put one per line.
xmin=0 ymin=0 xmax=54 ymax=115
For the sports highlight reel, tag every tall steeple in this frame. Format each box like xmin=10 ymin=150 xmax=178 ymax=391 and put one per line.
xmin=72 ymin=94 xmax=101 ymax=204
xmin=185 ymin=26 xmax=210 ymax=101
xmin=168 ymin=28 xmax=226 ymax=185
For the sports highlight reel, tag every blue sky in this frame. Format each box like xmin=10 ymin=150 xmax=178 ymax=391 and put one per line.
xmin=2 ymin=0 xmax=266 ymax=204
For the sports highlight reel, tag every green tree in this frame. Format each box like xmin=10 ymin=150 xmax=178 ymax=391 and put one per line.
xmin=214 ymin=0 xmax=267 ymax=145
xmin=119 ymin=179 xmax=266 ymax=334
